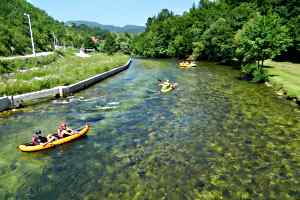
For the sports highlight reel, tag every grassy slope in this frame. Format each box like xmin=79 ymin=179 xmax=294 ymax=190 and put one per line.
xmin=0 ymin=52 xmax=129 ymax=95
xmin=265 ymin=60 xmax=300 ymax=98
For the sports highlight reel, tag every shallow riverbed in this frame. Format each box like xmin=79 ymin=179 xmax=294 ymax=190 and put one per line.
xmin=0 ymin=59 xmax=299 ymax=199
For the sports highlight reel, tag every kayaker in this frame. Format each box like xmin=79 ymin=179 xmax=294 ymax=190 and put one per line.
xmin=57 ymin=122 xmax=74 ymax=138
xmin=32 ymin=132 xmax=40 ymax=145
xmin=43 ymin=122 xmax=74 ymax=146
xmin=158 ymin=79 xmax=171 ymax=88
xmin=172 ymin=82 xmax=178 ymax=89
xmin=165 ymin=80 xmax=171 ymax=87
xmin=31 ymin=130 xmax=47 ymax=145
xmin=45 ymin=134 xmax=59 ymax=144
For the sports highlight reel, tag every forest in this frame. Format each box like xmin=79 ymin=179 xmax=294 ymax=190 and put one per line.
xmin=133 ymin=0 xmax=299 ymax=82
xmin=0 ymin=0 xmax=133 ymax=56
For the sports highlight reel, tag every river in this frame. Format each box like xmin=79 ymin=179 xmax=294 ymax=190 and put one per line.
xmin=0 ymin=59 xmax=299 ymax=199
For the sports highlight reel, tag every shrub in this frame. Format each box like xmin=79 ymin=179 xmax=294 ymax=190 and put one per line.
xmin=241 ymin=64 xmax=268 ymax=83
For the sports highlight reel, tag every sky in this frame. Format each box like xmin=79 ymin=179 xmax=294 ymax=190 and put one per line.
xmin=28 ymin=0 xmax=196 ymax=27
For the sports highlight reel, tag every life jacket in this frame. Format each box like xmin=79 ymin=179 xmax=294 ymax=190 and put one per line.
xmin=32 ymin=136 xmax=39 ymax=145
xmin=38 ymin=135 xmax=47 ymax=143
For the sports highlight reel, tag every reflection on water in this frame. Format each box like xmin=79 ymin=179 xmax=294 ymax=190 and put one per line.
xmin=0 ymin=59 xmax=299 ymax=199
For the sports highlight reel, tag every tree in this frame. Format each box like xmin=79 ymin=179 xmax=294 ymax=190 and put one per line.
xmin=192 ymin=41 xmax=205 ymax=60
xmin=199 ymin=18 xmax=235 ymax=62
xmin=132 ymin=0 xmax=298 ymax=67
xmin=235 ymin=13 xmax=292 ymax=69
xmin=285 ymin=15 xmax=300 ymax=62
xmin=103 ymin=32 xmax=117 ymax=55
xmin=227 ymin=3 xmax=256 ymax=30
xmin=115 ymin=33 xmax=133 ymax=55
xmin=156 ymin=9 xmax=174 ymax=21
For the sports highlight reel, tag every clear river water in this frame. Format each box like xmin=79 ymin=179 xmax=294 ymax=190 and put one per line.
xmin=0 ymin=59 xmax=299 ymax=200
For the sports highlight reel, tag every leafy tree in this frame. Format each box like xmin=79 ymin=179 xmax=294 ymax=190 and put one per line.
xmin=168 ymin=35 xmax=188 ymax=57
xmin=227 ymin=3 xmax=256 ymax=30
xmin=156 ymin=9 xmax=174 ymax=21
xmin=285 ymin=15 xmax=300 ymax=62
xmin=103 ymin=32 xmax=117 ymax=55
xmin=235 ymin=13 xmax=292 ymax=68
xmin=199 ymin=18 xmax=235 ymax=62
xmin=132 ymin=10 xmax=174 ymax=57
xmin=115 ymin=33 xmax=133 ymax=55
xmin=192 ymin=41 xmax=205 ymax=60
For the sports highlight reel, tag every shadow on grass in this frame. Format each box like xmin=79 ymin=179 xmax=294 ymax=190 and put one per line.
xmin=268 ymin=74 xmax=279 ymax=77
xmin=262 ymin=65 xmax=275 ymax=69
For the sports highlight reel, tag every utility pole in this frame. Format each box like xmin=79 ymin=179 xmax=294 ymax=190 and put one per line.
xmin=52 ymin=32 xmax=57 ymax=49
xmin=24 ymin=13 xmax=36 ymax=56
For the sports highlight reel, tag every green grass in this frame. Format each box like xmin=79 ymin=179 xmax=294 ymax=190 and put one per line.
xmin=0 ymin=51 xmax=129 ymax=95
xmin=0 ymin=52 xmax=60 ymax=74
xmin=265 ymin=60 xmax=300 ymax=98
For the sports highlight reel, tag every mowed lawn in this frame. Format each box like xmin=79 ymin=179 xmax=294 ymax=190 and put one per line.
xmin=265 ymin=60 xmax=300 ymax=98
xmin=0 ymin=52 xmax=129 ymax=96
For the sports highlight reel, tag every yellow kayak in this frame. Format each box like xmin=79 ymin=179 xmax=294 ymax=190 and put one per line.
xmin=18 ymin=125 xmax=90 ymax=152
xmin=161 ymin=84 xmax=175 ymax=93
xmin=179 ymin=63 xmax=190 ymax=68
xmin=161 ymin=86 xmax=173 ymax=93
xmin=179 ymin=61 xmax=197 ymax=68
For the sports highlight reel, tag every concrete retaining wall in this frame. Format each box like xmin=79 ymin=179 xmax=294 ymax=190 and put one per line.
xmin=12 ymin=87 xmax=61 ymax=108
xmin=0 ymin=97 xmax=12 ymax=112
xmin=65 ymin=59 xmax=131 ymax=94
xmin=0 ymin=58 xmax=132 ymax=111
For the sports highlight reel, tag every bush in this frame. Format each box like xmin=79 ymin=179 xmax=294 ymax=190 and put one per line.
xmin=252 ymin=68 xmax=268 ymax=83
xmin=54 ymin=49 xmax=66 ymax=57
xmin=241 ymin=64 xmax=268 ymax=83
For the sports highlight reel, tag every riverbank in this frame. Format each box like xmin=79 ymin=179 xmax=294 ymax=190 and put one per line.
xmin=265 ymin=60 xmax=300 ymax=104
xmin=0 ymin=51 xmax=129 ymax=96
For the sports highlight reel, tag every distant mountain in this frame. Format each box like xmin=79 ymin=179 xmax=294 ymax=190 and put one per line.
xmin=67 ymin=20 xmax=145 ymax=33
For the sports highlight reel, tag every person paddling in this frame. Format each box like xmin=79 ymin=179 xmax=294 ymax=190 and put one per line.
xmin=44 ymin=122 xmax=75 ymax=146
xmin=158 ymin=79 xmax=177 ymax=89
xmin=31 ymin=130 xmax=47 ymax=145
xmin=158 ymin=79 xmax=171 ymax=87
xmin=57 ymin=122 xmax=74 ymax=138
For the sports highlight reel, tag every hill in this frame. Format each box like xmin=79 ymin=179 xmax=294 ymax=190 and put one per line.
xmin=67 ymin=20 xmax=145 ymax=33
xmin=0 ymin=0 xmax=105 ymax=56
